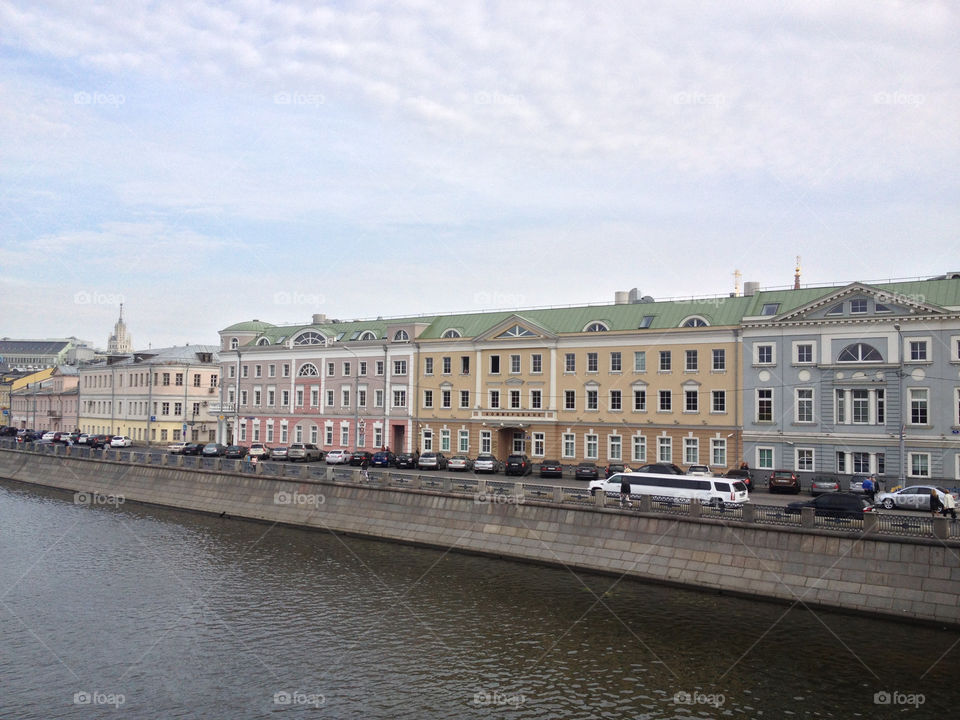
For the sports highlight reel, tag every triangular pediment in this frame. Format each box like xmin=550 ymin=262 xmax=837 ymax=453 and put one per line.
xmin=755 ymin=283 xmax=948 ymax=324
xmin=476 ymin=314 xmax=557 ymax=342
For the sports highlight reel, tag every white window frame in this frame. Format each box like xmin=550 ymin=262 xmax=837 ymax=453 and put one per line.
xmin=908 ymin=452 xmax=930 ymax=478
xmin=683 ymin=437 xmax=698 ymax=465
xmin=795 ymin=388 xmax=814 ymax=423
xmin=657 ymin=436 xmax=672 ymax=463
xmin=532 ymin=432 xmax=545 ymax=457
xmin=585 ymin=433 xmax=598 ymax=460
xmin=756 ymin=388 xmax=774 ymax=422
xmin=562 ymin=433 xmax=575 ymax=458
xmin=632 ymin=434 xmax=647 ymax=463
xmin=796 ymin=447 xmax=814 ymax=471
xmin=710 ymin=438 xmax=726 ymax=467
xmin=753 ymin=343 xmax=776 ymax=366
xmin=792 ymin=340 xmax=816 ymax=365
xmin=756 ymin=446 xmax=774 ymax=470
xmin=905 ymin=337 xmax=931 ymax=363
xmin=608 ymin=434 xmax=622 ymax=461
xmin=481 ymin=430 xmax=491 ymax=453
xmin=458 ymin=429 xmax=470 ymax=453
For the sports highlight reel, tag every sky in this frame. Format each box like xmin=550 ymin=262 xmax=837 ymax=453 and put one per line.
xmin=1 ymin=0 xmax=957 ymax=349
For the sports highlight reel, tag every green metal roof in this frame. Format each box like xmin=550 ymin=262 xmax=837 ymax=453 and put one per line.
xmin=222 ymin=320 xmax=277 ymax=333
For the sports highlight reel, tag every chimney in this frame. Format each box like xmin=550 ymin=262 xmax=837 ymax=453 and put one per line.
xmin=744 ymin=281 xmax=760 ymax=297
xmin=614 ymin=291 xmax=629 ymax=305
xmin=312 ymin=313 xmax=328 ymax=324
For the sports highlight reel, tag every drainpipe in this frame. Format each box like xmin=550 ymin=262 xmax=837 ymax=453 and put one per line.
xmin=413 ymin=340 xmax=420 ymax=453
xmin=733 ymin=328 xmax=741 ymax=468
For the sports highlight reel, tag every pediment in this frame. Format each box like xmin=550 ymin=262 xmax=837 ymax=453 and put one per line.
xmin=475 ymin=314 xmax=557 ymax=342
xmin=758 ymin=283 xmax=947 ymax=324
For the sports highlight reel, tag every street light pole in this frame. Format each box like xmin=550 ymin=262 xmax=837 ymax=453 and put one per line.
xmin=894 ymin=323 xmax=905 ymax=488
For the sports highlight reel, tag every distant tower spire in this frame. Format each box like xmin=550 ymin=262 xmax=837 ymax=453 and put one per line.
xmin=107 ymin=304 xmax=132 ymax=354
xmin=794 ymin=256 xmax=801 ymax=290
xmin=733 ymin=269 xmax=742 ymax=297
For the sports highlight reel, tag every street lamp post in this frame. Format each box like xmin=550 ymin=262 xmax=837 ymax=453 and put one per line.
xmin=894 ymin=324 xmax=905 ymax=488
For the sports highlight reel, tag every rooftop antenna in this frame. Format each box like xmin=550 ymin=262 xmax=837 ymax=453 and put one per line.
xmin=733 ymin=269 xmax=742 ymax=297
xmin=794 ymin=256 xmax=801 ymax=290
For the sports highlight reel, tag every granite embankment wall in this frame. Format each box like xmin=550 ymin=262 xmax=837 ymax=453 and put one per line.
xmin=1 ymin=448 xmax=959 ymax=626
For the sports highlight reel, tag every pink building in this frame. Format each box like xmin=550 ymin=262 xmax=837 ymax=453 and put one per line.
xmin=10 ymin=366 xmax=79 ymax=432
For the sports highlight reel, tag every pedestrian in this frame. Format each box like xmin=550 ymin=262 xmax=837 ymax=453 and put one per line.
xmin=619 ymin=475 xmax=632 ymax=509
xmin=862 ymin=476 xmax=875 ymax=505
xmin=361 ymin=455 xmax=370 ymax=481
xmin=940 ymin=490 xmax=957 ymax=520
xmin=929 ymin=488 xmax=943 ymax=517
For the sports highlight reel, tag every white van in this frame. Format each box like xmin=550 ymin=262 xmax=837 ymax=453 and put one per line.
xmin=589 ymin=472 xmax=749 ymax=506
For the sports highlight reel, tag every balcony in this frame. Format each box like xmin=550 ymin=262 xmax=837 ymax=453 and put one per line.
xmin=47 ymin=410 xmax=61 ymax=418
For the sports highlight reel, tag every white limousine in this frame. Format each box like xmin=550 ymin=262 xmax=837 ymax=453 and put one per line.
xmin=589 ymin=472 xmax=750 ymax=506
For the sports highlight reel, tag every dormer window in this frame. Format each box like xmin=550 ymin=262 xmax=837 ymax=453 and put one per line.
xmin=229 ymin=337 xmax=239 ymax=350
xmin=761 ymin=303 xmax=780 ymax=316
xmin=358 ymin=331 xmax=377 ymax=341
xmin=584 ymin=322 xmax=609 ymax=332
xmin=442 ymin=329 xmax=462 ymax=338
xmin=850 ymin=299 xmax=868 ymax=314
xmin=293 ymin=331 xmax=324 ymax=345
xmin=394 ymin=329 xmax=410 ymax=342
xmin=638 ymin=316 xmax=654 ymax=329
xmin=499 ymin=325 xmax=534 ymax=338
xmin=680 ymin=316 xmax=708 ymax=327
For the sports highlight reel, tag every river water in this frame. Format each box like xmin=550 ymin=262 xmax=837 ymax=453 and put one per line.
xmin=0 ymin=477 xmax=957 ymax=719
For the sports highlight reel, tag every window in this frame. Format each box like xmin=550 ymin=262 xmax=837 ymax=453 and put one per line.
xmin=565 ymin=353 xmax=576 ymax=372
xmin=325 ymin=424 xmax=333 ymax=445
xmin=441 ymin=389 xmax=451 ymax=409
xmin=393 ymin=360 xmax=407 ymax=375
xmin=684 ymin=389 xmax=698 ymax=413
xmin=500 ymin=324 xmax=534 ymax=338
xmin=757 ymin=389 xmax=773 ymax=422
xmin=797 ymin=448 xmax=814 ymax=471
xmin=509 ymin=390 xmax=521 ymax=409
xmin=442 ymin=329 xmax=462 ymax=338
xmin=530 ymin=389 xmax=542 ymax=409
xmin=325 ymin=389 xmax=334 ymax=407
xmin=711 ymin=390 xmax=726 ymax=413
xmin=161 ymin=402 xmax=170 ymax=415
xmin=308 ymin=388 xmax=317 ymax=406
xmin=796 ymin=388 xmax=813 ymax=423
xmin=281 ymin=390 xmax=289 ymax=406
xmin=711 ymin=438 xmax=726 ymax=467
xmin=490 ymin=355 xmax=500 ymax=374
xmin=391 ymin=389 xmax=407 ymax=407
xmin=481 ymin=431 xmax=492 ymax=454
xmin=252 ymin=367 xmax=260 ymax=380
xmin=586 ymin=389 xmax=598 ymax=410
xmin=681 ymin=316 xmax=708 ymax=327
xmin=838 ymin=343 xmax=882 ymax=362
xmin=267 ymin=365 xmax=275 ymax=378
xmin=562 ymin=433 xmax=575 ymax=458
xmin=610 ymin=352 xmax=622 ymax=372
xmin=192 ymin=373 xmax=201 ymax=387
xmin=424 ymin=357 xmax=433 ymax=375
xmin=852 ymin=389 xmax=869 ymax=424
xmin=685 ymin=350 xmax=697 ymax=371
xmin=440 ymin=429 xmax=451 ymax=453
xmin=299 ymin=363 xmax=319 ymax=377
xmin=585 ymin=434 xmax=598 ymax=459
xmin=585 ymin=322 xmax=608 ymax=332
xmin=340 ymin=425 xmax=349 ymax=445
xmin=634 ymin=351 xmax=646 ymax=372
xmin=531 ymin=354 xmax=542 ymax=374
xmin=489 ymin=390 xmax=500 ymax=409
xmin=423 ymin=390 xmax=434 ymax=409
xmin=795 ymin=343 xmax=814 ymax=364
xmin=587 ymin=353 xmax=598 ymax=372
xmin=659 ymin=351 xmax=671 ymax=372
xmin=850 ymin=298 xmax=867 ymax=314
xmin=510 ymin=354 xmax=521 ymax=374
xmin=853 ymin=452 xmax=870 ymax=474
xmin=610 ymin=390 xmax=621 ymax=411
xmin=376 ymin=361 xmax=384 ymax=376
xmin=564 ymin=390 xmax=576 ymax=410
xmin=393 ymin=330 xmax=409 ymax=342
xmin=684 ymin=437 xmax=698 ymax=465
xmin=282 ymin=364 xmax=290 ymax=378
xmin=659 ymin=390 xmax=672 ymax=412
xmin=461 ymin=356 xmax=470 ymax=374
xmin=174 ymin=401 xmax=183 ymax=415
xmin=608 ymin=435 xmax=622 ymax=461
xmin=633 ymin=388 xmax=647 ymax=412
xmin=532 ymin=432 xmax=545 ymax=457
xmin=712 ymin=349 xmax=725 ymax=371
xmin=459 ymin=430 xmax=470 ymax=453
xmin=266 ymin=389 xmax=275 ymax=407
xmin=460 ymin=390 xmax=470 ymax=409
xmin=761 ymin=303 xmax=779 ymax=316
xmin=755 ymin=344 xmax=774 ymax=365
xmin=639 ymin=315 xmax=654 ymax=329
xmin=251 ymin=391 xmax=260 ymax=407
xmin=442 ymin=357 xmax=451 ymax=374
xmin=908 ymin=340 xmax=928 ymax=362
xmin=163 ymin=372 xmax=171 ymax=385
xmin=657 ymin=436 xmax=672 ymax=462
xmin=374 ymin=389 xmax=384 ymax=408
xmin=909 ymin=453 xmax=930 ymax=478
xmin=632 ymin=435 xmax=647 ymax=462
xmin=757 ymin=447 xmax=774 ymax=470
xmin=341 ymin=388 xmax=351 ymax=407
xmin=294 ymin=331 xmax=325 ymax=345
xmin=230 ymin=338 xmax=239 ymax=350
xmin=910 ymin=388 xmax=928 ymax=425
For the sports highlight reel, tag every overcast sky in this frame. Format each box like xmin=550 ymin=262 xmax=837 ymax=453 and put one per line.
xmin=1 ymin=1 xmax=957 ymax=349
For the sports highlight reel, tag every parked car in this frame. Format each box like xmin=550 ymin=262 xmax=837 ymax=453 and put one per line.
xmin=473 ymin=454 xmax=502 ymax=473
xmin=575 ymin=462 xmax=599 ymax=480
xmin=325 ymin=449 xmax=350 ymax=465
xmin=181 ymin=443 xmax=205 ymax=456
xmin=634 ymin=463 xmax=685 ymax=475
xmin=110 ymin=436 xmax=133 ymax=448
xmin=848 ymin=474 xmax=878 ymax=494
xmin=349 ymin=451 xmax=374 ymax=467
xmin=288 ymin=443 xmax=322 ymax=462
xmin=418 ymin=452 xmax=448 ymax=470
xmin=371 ymin=451 xmax=395 ymax=467
xmin=167 ymin=441 xmax=189 ymax=454
xmin=201 ymin=443 xmax=227 ymax=457
xmin=448 ymin=455 xmax=473 ymax=471
xmin=874 ymin=486 xmax=955 ymax=511
xmin=224 ymin=445 xmax=248 ymax=459
xmin=539 ymin=460 xmax=563 ymax=479
xmin=785 ymin=493 xmax=874 ymax=519
xmin=767 ymin=469 xmax=801 ymax=494
xmin=605 ymin=463 xmax=629 ymax=478
xmin=248 ymin=443 xmax=271 ymax=460
xmin=810 ymin=475 xmax=841 ymax=496
xmin=591 ymin=473 xmax=749 ymax=507
xmin=686 ymin=465 xmax=711 ymax=476
xmin=395 ymin=452 xmax=418 ymax=469
xmin=722 ymin=468 xmax=756 ymax=492
xmin=41 ymin=431 xmax=57 ymax=441
xmin=505 ymin=454 xmax=532 ymax=476
xmin=271 ymin=446 xmax=289 ymax=461
xmin=87 ymin=434 xmax=111 ymax=449
xmin=77 ymin=433 xmax=90 ymax=445
xmin=63 ymin=432 xmax=81 ymax=444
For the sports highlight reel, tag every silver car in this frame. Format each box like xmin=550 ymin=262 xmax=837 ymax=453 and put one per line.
xmin=874 ymin=485 xmax=953 ymax=511
xmin=473 ymin=454 xmax=501 ymax=473
xmin=287 ymin=443 xmax=322 ymax=462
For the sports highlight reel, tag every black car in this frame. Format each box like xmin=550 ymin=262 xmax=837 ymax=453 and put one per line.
xmin=371 ymin=451 xmax=395 ymax=467
xmin=224 ymin=445 xmax=248 ymax=459
xmin=181 ymin=443 xmax=205 ymax=456
xmin=395 ymin=453 xmax=418 ymax=469
xmin=505 ymin=454 xmax=532 ymax=476
xmin=539 ymin=460 xmax=563 ymax=479
xmin=605 ymin=463 xmax=628 ymax=478
xmin=202 ymin=443 xmax=227 ymax=457
xmin=722 ymin=468 xmax=755 ymax=492
xmin=349 ymin=451 xmax=374 ymax=466
xmin=634 ymin=463 xmax=685 ymax=475
xmin=575 ymin=462 xmax=599 ymax=480
xmin=785 ymin=493 xmax=873 ymax=520
xmin=87 ymin=434 xmax=111 ymax=449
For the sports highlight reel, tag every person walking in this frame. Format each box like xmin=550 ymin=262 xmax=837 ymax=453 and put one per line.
xmin=361 ymin=455 xmax=370 ymax=481
xmin=940 ymin=490 xmax=957 ymax=520
xmin=862 ymin=476 xmax=875 ymax=505
xmin=619 ymin=475 xmax=632 ymax=509
xmin=929 ymin=488 xmax=943 ymax=517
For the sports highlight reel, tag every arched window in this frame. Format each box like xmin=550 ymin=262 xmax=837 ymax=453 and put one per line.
xmin=293 ymin=331 xmax=324 ymax=346
xmin=229 ymin=337 xmax=239 ymax=350
xmin=256 ymin=337 xmax=270 ymax=346
xmin=838 ymin=343 xmax=882 ymax=362
xmin=394 ymin=329 xmax=409 ymax=342
xmin=497 ymin=325 xmax=534 ymax=338
xmin=298 ymin=363 xmax=319 ymax=377
xmin=680 ymin=316 xmax=709 ymax=327
xmin=358 ymin=331 xmax=377 ymax=341
xmin=583 ymin=321 xmax=609 ymax=332
xmin=442 ymin=329 xmax=462 ymax=338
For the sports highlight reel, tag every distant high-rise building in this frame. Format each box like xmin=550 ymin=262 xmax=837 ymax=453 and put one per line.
xmin=107 ymin=304 xmax=132 ymax=354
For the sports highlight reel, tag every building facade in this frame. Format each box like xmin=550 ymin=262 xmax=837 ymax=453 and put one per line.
xmin=9 ymin=367 xmax=78 ymax=431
